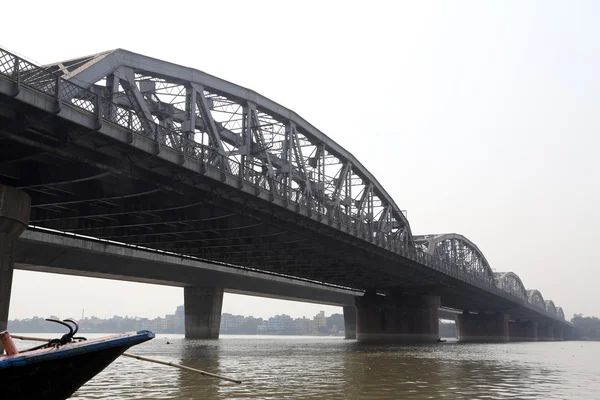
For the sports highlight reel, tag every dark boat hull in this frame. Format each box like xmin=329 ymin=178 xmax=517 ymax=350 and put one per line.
xmin=0 ymin=331 xmax=154 ymax=400
xmin=1 ymin=345 xmax=127 ymax=400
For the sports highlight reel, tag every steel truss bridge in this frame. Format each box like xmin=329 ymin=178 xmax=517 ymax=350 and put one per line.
xmin=0 ymin=47 xmax=567 ymax=327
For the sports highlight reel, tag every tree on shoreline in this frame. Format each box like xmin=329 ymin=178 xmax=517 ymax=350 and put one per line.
xmin=571 ymin=314 xmax=600 ymax=339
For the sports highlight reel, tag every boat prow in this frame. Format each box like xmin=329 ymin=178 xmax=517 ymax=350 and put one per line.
xmin=0 ymin=330 xmax=155 ymax=400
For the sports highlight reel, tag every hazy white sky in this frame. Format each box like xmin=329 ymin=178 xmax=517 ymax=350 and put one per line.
xmin=3 ymin=0 xmax=599 ymax=321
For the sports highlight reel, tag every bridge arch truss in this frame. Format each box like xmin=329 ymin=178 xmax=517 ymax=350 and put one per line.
xmin=414 ymin=234 xmax=494 ymax=283
xmin=545 ymin=300 xmax=557 ymax=317
xmin=38 ymin=49 xmax=413 ymax=248
xmin=526 ymin=289 xmax=546 ymax=310
xmin=494 ymin=272 xmax=527 ymax=302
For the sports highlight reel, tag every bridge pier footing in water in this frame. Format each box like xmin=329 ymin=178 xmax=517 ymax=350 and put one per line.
xmin=343 ymin=305 xmax=357 ymax=339
xmin=354 ymin=291 xmax=440 ymax=342
xmin=509 ymin=320 xmax=538 ymax=342
xmin=538 ymin=324 xmax=555 ymax=342
xmin=552 ymin=326 xmax=564 ymax=341
xmin=184 ymin=287 xmax=224 ymax=339
xmin=456 ymin=311 xmax=509 ymax=342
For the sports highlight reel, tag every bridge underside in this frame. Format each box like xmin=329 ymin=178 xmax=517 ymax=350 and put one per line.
xmin=0 ymin=103 xmax=395 ymax=290
xmin=13 ymin=229 xmax=486 ymax=316
xmin=0 ymin=95 xmax=511 ymax=313
xmin=14 ymin=229 xmax=360 ymax=306
xmin=12 ymin=229 xmax=464 ymax=339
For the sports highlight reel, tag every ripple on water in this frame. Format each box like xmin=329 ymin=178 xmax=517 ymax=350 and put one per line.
xmin=22 ymin=335 xmax=596 ymax=400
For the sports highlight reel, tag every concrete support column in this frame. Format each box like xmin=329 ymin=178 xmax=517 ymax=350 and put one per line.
xmin=183 ymin=287 xmax=224 ymax=339
xmin=563 ymin=326 xmax=574 ymax=341
xmin=354 ymin=292 xmax=440 ymax=342
xmin=0 ymin=185 xmax=31 ymax=336
xmin=343 ymin=305 xmax=356 ymax=339
xmin=456 ymin=311 xmax=509 ymax=342
xmin=553 ymin=326 xmax=564 ymax=341
xmin=509 ymin=320 xmax=538 ymax=342
xmin=538 ymin=325 xmax=554 ymax=341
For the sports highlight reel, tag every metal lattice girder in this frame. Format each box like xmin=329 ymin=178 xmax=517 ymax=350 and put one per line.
xmin=526 ymin=289 xmax=546 ymax=310
xmin=494 ymin=272 xmax=527 ymax=301
xmin=414 ymin=233 xmax=494 ymax=282
xmin=41 ymin=49 xmax=414 ymax=246
xmin=556 ymin=307 xmax=565 ymax=320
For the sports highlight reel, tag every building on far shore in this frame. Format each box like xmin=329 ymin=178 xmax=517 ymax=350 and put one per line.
xmin=313 ymin=311 xmax=326 ymax=332
xmin=8 ymin=306 xmax=344 ymax=336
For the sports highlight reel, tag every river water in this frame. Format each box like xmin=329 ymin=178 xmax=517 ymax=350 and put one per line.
xmin=17 ymin=334 xmax=600 ymax=399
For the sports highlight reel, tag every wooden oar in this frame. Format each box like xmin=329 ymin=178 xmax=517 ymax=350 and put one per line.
xmin=10 ymin=334 xmax=242 ymax=384
xmin=120 ymin=352 xmax=241 ymax=383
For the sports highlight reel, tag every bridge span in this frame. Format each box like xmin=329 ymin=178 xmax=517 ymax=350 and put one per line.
xmin=0 ymin=46 xmax=570 ymax=342
xmin=14 ymin=228 xmax=463 ymax=337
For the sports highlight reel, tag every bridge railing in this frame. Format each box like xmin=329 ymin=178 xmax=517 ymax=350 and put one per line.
xmin=0 ymin=47 xmax=567 ymax=324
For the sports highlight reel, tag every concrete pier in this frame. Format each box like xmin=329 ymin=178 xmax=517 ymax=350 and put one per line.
xmin=343 ymin=305 xmax=357 ymax=339
xmin=354 ymin=292 xmax=440 ymax=342
xmin=184 ymin=287 xmax=224 ymax=339
xmin=0 ymin=185 xmax=31 ymax=336
xmin=538 ymin=325 xmax=555 ymax=341
xmin=509 ymin=320 xmax=538 ymax=342
xmin=456 ymin=311 xmax=509 ymax=342
xmin=553 ymin=326 xmax=564 ymax=341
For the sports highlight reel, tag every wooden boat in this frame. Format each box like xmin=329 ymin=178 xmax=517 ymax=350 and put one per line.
xmin=0 ymin=324 xmax=154 ymax=400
